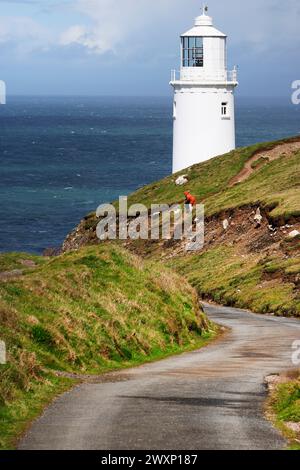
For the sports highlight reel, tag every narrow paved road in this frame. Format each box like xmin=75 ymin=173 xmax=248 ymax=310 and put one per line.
xmin=19 ymin=304 xmax=300 ymax=450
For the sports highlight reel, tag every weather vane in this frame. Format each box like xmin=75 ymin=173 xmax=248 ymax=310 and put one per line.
xmin=202 ymin=4 xmax=208 ymax=15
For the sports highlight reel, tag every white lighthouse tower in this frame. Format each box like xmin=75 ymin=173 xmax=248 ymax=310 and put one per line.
xmin=170 ymin=7 xmax=238 ymax=173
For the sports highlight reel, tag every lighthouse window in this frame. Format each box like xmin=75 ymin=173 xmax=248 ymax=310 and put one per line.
xmin=182 ymin=36 xmax=203 ymax=67
xmin=221 ymin=102 xmax=228 ymax=116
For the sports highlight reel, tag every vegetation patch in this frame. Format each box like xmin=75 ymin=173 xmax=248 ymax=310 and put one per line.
xmin=0 ymin=244 xmax=214 ymax=449
xmin=170 ymin=247 xmax=300 ymax=317
xmin=125 ymin=137 xmax=300 ymax=222
xmin=0 ymin=253 xmax=45 ymax=273
xmin=251 ymin=156 xmax=269 ymax=170
xmin=267 ymin=371 xmax=300 ymax=450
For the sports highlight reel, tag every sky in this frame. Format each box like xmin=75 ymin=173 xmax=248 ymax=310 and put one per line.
xmin=0 ymin=0 xmax=299 ymax=96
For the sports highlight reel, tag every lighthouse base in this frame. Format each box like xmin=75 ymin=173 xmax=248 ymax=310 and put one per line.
xmin=172 ymin=83 xmax=236 ymax=173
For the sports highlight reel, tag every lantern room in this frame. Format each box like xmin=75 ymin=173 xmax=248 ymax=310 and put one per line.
xmin=179 ymin=8 xmax=228 ymax=82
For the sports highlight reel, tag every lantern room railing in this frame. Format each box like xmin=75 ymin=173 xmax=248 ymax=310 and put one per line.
xmin=170 ymin=67 xmax=238 ymax=83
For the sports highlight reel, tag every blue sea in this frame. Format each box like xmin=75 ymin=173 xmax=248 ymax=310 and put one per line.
xmin=0 ymin=96 xmax=299 ymax=254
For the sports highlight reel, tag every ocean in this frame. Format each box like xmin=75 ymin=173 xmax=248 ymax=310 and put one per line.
xmin=0 ymin=96 xmax=299 ymax=254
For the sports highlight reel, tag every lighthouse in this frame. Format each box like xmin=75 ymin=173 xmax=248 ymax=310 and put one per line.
xmin=170 ymin=7 xmax=238 ymax=173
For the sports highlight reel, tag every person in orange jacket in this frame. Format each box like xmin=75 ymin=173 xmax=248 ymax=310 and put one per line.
xmin=184 ymin=191 xmax=196 ymax=213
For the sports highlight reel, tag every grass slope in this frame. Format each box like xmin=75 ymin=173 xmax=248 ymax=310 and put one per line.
xmin=125 ymin=137 xmax=300 ymax=317
xmin=171 ymin=246 xmax=300 ymax=317
xmin=0 ymin=244 xmax=213 ymax=449
xmin=126 ymin=137 xmax=300 ymax=222
xmin=268 ymin=372 xmax=300 ymax=449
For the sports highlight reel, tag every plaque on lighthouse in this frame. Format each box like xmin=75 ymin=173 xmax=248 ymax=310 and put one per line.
xmin=170 ymin=7 xmax=238 ymax=173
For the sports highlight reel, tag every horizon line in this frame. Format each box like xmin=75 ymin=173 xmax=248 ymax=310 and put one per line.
xmin=3 ymin=94 xmax=293 ymax=99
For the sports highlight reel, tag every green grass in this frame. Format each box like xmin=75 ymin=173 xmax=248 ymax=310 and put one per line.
xmin=76 ymin=136 xmax=300 ymax=237
xmin=274 ymin=382 xmax=300 ymax=422
xmin=268 ymin=373 xmax=300 ymax=449
xmin=125 ymin=137 xmax=300 ymax=222
xmin=121 ymin=136 xmax=300 ymax=317
xmin=0 ymin=252 xmax=46 ymax=273
xmin=251 ymin=156 xmax=269 ymax=170
xmin=205 ymin=151 xmax=300 ymax=221
xmin=0 ymin=244 xmax=214 ymax=449
xmin=170 ymin=247 xmax=300 ymax=317
xmin=0 ymin=374 xmax=73 ymax=450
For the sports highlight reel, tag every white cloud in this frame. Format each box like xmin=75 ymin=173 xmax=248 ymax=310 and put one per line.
xmin=60 ymin=25 xmax=88 ymax=47
xmin=59 ymin=0 xmax=177 ymax=55
xmin=58 ymin=0 xmax=300 ymax=58
xmin=219 ymin=0 xmax=300 ymax=52
xmin=0 ymin=0 xmax=300 ymax=61
xmin=0 ymin=16 xmax=46 ymax=43
xmin=59 ymin=20 xmax=119 ymax=55
xmin=0 ymin=16 xmax=53 ymax=55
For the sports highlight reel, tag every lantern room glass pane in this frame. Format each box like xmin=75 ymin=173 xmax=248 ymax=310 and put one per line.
xmin=196 ymin=37 xmax=203 ymax=48
xmin=188 ymin=37 xmax=195 ymax=48
xmin=182 ymin=36 xmax=204 ymax=68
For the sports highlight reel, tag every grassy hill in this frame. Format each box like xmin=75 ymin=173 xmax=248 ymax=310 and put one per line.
xmin=0 ymin=245 xmax=212 ymax=449
xmin=63 ymin=136 xmax=300 ymax=317
xmin=125 ymin=136 xmax=300 ymax=222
